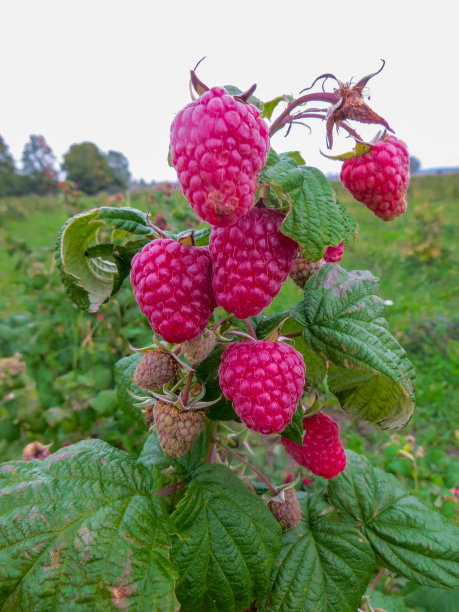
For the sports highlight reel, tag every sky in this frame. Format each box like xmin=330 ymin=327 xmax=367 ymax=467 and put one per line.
xmin=1 ymin=0 xmax=458 ymax=182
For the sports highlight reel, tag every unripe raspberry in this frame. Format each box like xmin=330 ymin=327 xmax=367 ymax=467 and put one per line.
xmin=340 ymin=136 xmax=410 ymax=221
xmin=323 ymin=242 xmax=344 ymax=263
xmin=268 ymin=488 xmax=301 ymax=529
xmin=181 ymin=329 xmax=216 ymax=365
xmin=219 ymin=340 xmax=305 ymax=434
xmin=133 ymin=350 xmax=179 ymax=391
xmin=155 ymin=401 xmax=206 ymax=458
xmin=289 ymin=256 xmax=325 ymax=289
xmin=23 ymin=442 xmax=51 ymax=461
xmin=281 ymin=413 xmax=346 ymax=479
xmin=209 ymin=208 xmax=299 ymax=319
xmin=130 ymin=239 xmax=215 ymax=343
xmin=170 ymin=87 xmax=270 ymax=227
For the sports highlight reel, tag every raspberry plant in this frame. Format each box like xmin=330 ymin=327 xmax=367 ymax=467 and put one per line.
xmin=1 ymin=63 xmax=459 ymax=611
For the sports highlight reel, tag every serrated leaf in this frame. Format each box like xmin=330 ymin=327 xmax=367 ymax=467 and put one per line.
xmin=0 ymin=440 xmax=177 ymax=610
xmin=292 ymin=265 xmax=415 ymax=428
xmin=251 ymin=311 xmax=290 ymax=339
xmin=280 ymin=403 xmax=303 ymax=445
xmin=114 ymin=353 xmax=145 ymax=419
xmin=196 ymin=347 xmax=240 ymax=422
xmin=172 ymin=463 xmax=281 ymax=612
xmin=282 ymin=318 xmax=327 ymax=386
xmin=259 ymin=151 xmax=357 ymax=261
xmin=405 ymin=584 xmax=459 ymax=612
xmin=328 ymin=451 xmax=459 ymax=588
xmin=139 ymin=431 xmax=174 ymax=471
xmin=260 ymin=494 xmax=375 ymax=611
xmin=55 ymin=207 xmax=152 ymax=312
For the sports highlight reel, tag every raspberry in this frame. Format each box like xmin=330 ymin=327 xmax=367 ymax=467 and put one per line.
xmin=340 ymin=136 xmax=410 ymax=221
xmin=23 ymin=442 xmax=51 ymax=461
xmin=181 ymin=329 xmax=216 ymax=365
xmin=219 ymin=340 xmax=305 ymax=434
xmin=130 ymin=239 xmax=215 ymax=343
xmin=268 ymin=488 xmax=301 ymax=529
xmin=289 ymin=255 xmax=325 ymax=289
xmin=281 ymin=413 xmax=346 ymax=479
xmin=170 ymin=87 xmax=270 ymax=227
xmin=154 ymin=401 xmax=206 ymax=458
xmin=133 ymin=350 xmax=179 ymax=391
xmin=209 ymin=208 xmax=299 ymax=319
xmin=323 ymin=242 xmax=344 ymax=263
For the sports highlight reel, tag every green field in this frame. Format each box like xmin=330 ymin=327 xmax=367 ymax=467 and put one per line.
xmin=1 ymin=174 xmax=458 ymax=504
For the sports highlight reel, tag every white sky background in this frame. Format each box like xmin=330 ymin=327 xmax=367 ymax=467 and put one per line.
xmin=1 ymin=0 xmax=458 ymax=182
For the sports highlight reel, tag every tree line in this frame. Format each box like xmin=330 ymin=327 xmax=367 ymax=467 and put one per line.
xmin=0 ymin=135 xmax=131 ymax=197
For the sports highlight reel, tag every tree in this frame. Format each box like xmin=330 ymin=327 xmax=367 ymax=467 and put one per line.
xmin=0 ymin=135 xmax=25 ymax=196
xmin=21 ymin=135 xmax=57 ymax=194
xmin=410 ymin=155 xmax=421 ymax=174
xmin=107 ymin=150 xmax=131 ymax=191
xmin=62 ymin=142 xmax=113 ymax=195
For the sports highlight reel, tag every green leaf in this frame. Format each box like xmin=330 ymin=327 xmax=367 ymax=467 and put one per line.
xmin=405 ymin=584 xmax=459 ymax=612
xmin=172 ymin=463 xmax=281 ymax=612
xmin=260 ymin=494 xmax=375 ymax=611
xmin=280 ymin=403 xmax=303 ymax=445
xmin=251 ymin=311 xmax=290 ymax=339
xmin=196 ymin=347 xmax=240 ymax=422
xmin=259 ymin=151 xmax=357 ymax=261
xmin=262 ymin=96 xmax=288 ymax=120
xmin=0 ymin=440 xmax=177 ymax=610
xmin=55 ymin=207 xmax=152 ymax=312
xmin=328 ymin=451 xmax=459 ymax=588
xmin=292 ymin=265 xmax=415 ymax=428
xmin=138 ymin=432 xmax=173 ymax=471
xmin=114 ymin=353 xmax=144 ymax=419
xmin=282 ymin=318 xmax=327 ymax=386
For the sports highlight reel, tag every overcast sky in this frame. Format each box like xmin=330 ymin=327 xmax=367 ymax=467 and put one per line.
xmin=1 ymin=0 xmax=457 ymax=182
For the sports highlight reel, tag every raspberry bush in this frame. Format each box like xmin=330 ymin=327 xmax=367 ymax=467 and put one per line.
xmin=1 ymin=64 xmax=458 ymax=611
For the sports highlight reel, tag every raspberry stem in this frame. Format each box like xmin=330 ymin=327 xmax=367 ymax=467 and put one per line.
xmin=244 ymin=318 xmax=257 ymax=339
xmin=181 ymin=370 xmax=195 ymax=406
xmin=216 ymin=436 xmax=278 ymax=495
xmin=269 ymin=92 xmax=338 ymax=137
xmin=156 ymin=481 xmax=185 ymax=497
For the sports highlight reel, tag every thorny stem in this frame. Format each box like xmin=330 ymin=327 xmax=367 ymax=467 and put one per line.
xmin=216 ymin=436 xmax=278 ymax=495
xmin=181 ymin=369 xmax=195 ymax=406
xmin=244 ymin=319 xmax=257 ymax=339
xmin=269 ymin=91 xmax=338 ymax=137
xmin=157 ymin=481 xmax=185 ymax=497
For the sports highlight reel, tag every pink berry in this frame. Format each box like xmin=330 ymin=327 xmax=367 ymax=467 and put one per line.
xmin=340 ymin=136 xmax=410 ymax=221
xmin=323 ymin=242 xmax=344 ymax=263
xmin=219 ymin=340 xmax=305 ymax=434
xmin=282 ymin=413 xmax=346 ymax=479
xmin=170 ymin=87 xmax=270 ymax=227
xmin=130 ymin=239 xmax=215 ymax=343
xmin=209 ymin=208 xmax=299 ymax=319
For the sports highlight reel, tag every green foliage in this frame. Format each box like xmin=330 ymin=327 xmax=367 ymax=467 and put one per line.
xmin=259 ymin=150 xmax=357 ymax=260
xmin=172 ymin=464 xmax=281 ymax=611
xmin=0 ymin=440 xmax=178 ymax=610
xmin=292 ymin=264 xmax=416 ymax=428
xmin=328 ymin=451 xmax=459 ymax=588
xmin=261 ymin=494 xmax=376 ymax=612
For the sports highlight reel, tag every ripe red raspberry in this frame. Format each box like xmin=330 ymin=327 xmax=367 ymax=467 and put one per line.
xmin=209 ymin=208 xmax=299 ymax=319
xmin=170 ymin=87 xmax=270 ymax=227
xmin=133 ymin=350 xmax=179 ymax=391
xmin=268 ymin=488 xmax=302 ymax=529
xmin=130 ymin=239 xmax=215 ymax=343
xmin=219 ymin=340 xmax=305 ymax=434
xmin=281 ymin=413 xmax=346 ymax=479
xmin=155 ymin=401 xmax=206 ymax=458
xmin=340 ymin=136 xmax=410 ymax=221
xmin=323 ymin=242 xmax=344 ymax=263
